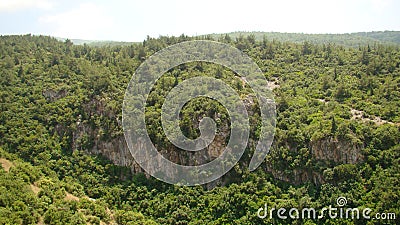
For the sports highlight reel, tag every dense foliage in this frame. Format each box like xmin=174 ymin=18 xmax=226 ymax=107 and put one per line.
xmin=0 ymin=33 xmax=399 ymax=224
xmin=209 ymin=31 xmax=400 ymax=47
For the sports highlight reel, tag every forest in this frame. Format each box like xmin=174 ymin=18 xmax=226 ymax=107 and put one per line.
xmin=0 ymin=33 xmax=399 ymax=224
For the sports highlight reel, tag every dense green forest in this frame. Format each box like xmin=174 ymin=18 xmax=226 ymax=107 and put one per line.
xmin=58 ymin=31 xmax=400 ymax=48
xmin=208 ymin=31 xmax=400 ymax=47
xmin=0 ymin=33 xmax=399 ymax=224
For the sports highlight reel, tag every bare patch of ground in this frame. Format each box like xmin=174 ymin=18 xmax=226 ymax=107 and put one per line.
xmin=64 ymin=192 xmax=80 ymax=201
xmin=317 ymin=99 xmax=399 ymax=126
xmin=30 ymin=183 xmax=41 ymax=195
xmin=350 ymin=108 xmax=399 ymax=126
xmin=267 ymin=77 xmax=280 ymax=90
xmin=238 ymin=76 xmax=280 ymax=90
xmin=0 ymin=158 xmax=14 ymax=172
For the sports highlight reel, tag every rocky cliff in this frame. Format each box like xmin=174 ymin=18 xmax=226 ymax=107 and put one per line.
xmin=69 ymin=97 xmax=364 ymax=185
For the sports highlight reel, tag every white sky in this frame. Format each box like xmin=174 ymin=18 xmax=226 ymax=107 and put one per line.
xmin=0 ymin=0 xmax=399 ymax=41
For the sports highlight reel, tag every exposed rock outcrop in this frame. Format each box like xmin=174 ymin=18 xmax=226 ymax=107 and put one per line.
xmin=310 ymin=136 xmax=363 ymax=164
xmin=42 ymin=89 xmax=67 ymax=102
xmin=266 ymin=166 xmax=325 ymax=185
xmin=70 ymin=96 xmax=365 ymax=186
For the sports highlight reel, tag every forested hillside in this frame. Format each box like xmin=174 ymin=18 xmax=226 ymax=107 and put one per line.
xmin=58 ymin=31 xmax=400 ymax=47
xmin=0 ymin=34 xmax=399 ymax=224
xmin=208 ymin=31 xmax=400 ymax=47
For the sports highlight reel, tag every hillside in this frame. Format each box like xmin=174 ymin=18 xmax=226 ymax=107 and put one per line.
xmin=207 ymin=31 xmax=400 ymax=47
xmin=55 ymin=37 xmax=138 ymax=47
xmin=54 ymin=31 xmax=400 ymax=48
xmin=0 ymin=34 xmax=399 ymax=224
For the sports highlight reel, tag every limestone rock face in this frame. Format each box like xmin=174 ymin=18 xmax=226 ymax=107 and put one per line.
xmin=70 ymin=96 xmax=231 ymax=178
xmin=72 ymin=120 xmax=230 ymax=172
xmin=265 ymin=166 xmax=326 ymax=185
xmin=310 ymin=136 xmax=363 ymax=164
xmin=265 ymin=137 xmax=364 ymax=185
xmin=70 ymin=97 xmax=364 ymax=186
